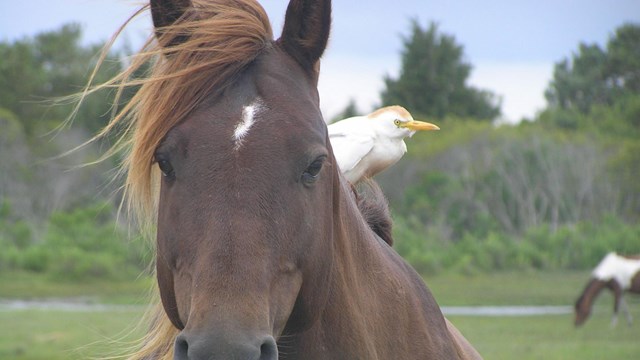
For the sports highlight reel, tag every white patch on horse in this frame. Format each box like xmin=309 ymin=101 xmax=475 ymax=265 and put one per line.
xmin=592 ymin=252 xmax=640 ymax=290
xmin=233 ymin=99 xmax=262 ymax=149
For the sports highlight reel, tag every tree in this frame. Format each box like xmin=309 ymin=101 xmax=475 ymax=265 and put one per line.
xmin=545 ymin=23 xmax=640 ymax=115
xmin=607 ymin=24 xmax=640 ymax=93
xmin=381 ymin=21 xmax=500 ymax=121
xmin=544 ymin=44 xmax=610 ymax=113
xmin=0 ymin=25 xmax=128 ymax=240
xmin=0 ymin=24 xmax=123 ymax=136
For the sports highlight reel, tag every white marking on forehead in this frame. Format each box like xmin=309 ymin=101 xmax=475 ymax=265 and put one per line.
xmin=233 ymin=99 xmax=262 ymax=150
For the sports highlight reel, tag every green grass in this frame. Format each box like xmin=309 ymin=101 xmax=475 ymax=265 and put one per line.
xmin=425 ymin=270 xmax=591 ymax=306
xmin=0 ymin=271 xmax=153 ymax=304
xmin=0 ymin=271 xmax=151 ymax=360
xmin=1 ymin=270 xmax=639 ymax=359
xmin=0 ymin=310 xmax=145 ymax=360
xmin=449 ymin=310 xmax=640 ymax=360
xmin=430 ymin=270 xmax=640 ymax=359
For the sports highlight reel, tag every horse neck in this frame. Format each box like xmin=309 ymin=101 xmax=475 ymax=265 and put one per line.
xmin=297 ymin=177 xmax=409 ymax=356
xmin=577 ymin=278 xmax=607 ymax=314
xmin=299 ymin=177 xmax=461 ymax=358
xmin=331 ymin=178 xmax=389 ymax=285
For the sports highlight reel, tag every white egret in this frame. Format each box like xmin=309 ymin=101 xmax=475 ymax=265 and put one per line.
xmin=328 ymin=105 xmax=439 ymax=183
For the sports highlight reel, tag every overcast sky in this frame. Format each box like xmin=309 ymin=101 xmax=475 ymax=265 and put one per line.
xmin=2 ymin=0 xmax=640 ymax=122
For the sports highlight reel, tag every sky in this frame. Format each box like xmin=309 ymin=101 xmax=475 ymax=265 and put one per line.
xmin=2 ymin=0 xmax=640 ymax=123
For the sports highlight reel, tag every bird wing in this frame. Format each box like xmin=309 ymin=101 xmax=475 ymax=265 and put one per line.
xmin=328 ymin=119 xmax=376 ymax=175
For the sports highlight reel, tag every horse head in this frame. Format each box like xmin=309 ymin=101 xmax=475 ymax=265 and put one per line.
xmin=147 ymin=0 xmax=333 ymax=358
xmin=574 ymin=278 xmax=607 ymax=327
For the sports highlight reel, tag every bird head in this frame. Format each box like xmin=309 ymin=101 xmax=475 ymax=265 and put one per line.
xmin=369 ymin=106 xmax=439 ymax=139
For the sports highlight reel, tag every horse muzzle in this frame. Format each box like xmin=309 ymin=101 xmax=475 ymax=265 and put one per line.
xmin=173 ymin=329 xmax=278 ymax=360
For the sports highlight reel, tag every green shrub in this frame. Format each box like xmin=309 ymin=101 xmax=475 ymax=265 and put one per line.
xmin=1 ymin=201 xmax=148 ymax=280
xmin=8 ymin=220 xmax=32 ymax=249
xmin=0 ymin=246 xmax=21 ymax=270
xmin=20 ymin=246 xmax=51 ymax=273
xmin=49 ymin=248 xmax=124 ymax=281
xmin=392 ymin=213 xmax=640 ymax=274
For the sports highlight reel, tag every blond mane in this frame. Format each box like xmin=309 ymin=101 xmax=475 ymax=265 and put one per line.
xmin=85 ymin=0 xmax=273 ymax=232
xmin=75 ymin=1 xmax=273 ymax=358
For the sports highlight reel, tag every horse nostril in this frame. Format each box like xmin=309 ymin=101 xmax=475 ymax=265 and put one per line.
xmin=259 ymin=336 xmax=278 ymax=360
xmin=174 ymin=334 xmax=188 ymax=360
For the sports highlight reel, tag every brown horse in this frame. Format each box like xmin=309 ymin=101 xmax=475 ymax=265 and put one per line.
xmin=574 ymin=252 xmax=640 ymax=327
xmin=90 ymin=0 xmax=481 ymax=358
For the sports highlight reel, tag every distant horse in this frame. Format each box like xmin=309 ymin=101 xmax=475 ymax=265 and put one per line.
xmin=574 ymin=252 xmax=640 ymax=327
xmin=89 ymin=0 xmax=482 ymax=358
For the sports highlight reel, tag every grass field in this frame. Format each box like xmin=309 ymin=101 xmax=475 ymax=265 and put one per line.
xmin=0 ymin=272 xmax=153 ymax=304
xmin=0 ymin=310 xmax=145 ymax=360
xmin=425 ymin=270 xmax=590 ymax=306
xmin=1 ymin=271 xmax=639 ymax=359
xmin=450 ymin=311 xmax=640 ymax=360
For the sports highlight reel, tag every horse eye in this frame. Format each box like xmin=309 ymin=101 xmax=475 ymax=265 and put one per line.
xmin=155 ymin=156 xmax=175 ymax=178
xmin=302 ymin=157 xmax=325 ymax=184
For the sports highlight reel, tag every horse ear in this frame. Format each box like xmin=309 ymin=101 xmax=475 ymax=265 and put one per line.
xmin=150 ymin=0 xmax=192 ymax=46
xmin=277 ymin=0 xmax=331 ymax=75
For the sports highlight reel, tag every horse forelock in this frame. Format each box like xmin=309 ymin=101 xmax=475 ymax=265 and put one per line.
xmin=91 ymin=0 xmax=274 ymax=232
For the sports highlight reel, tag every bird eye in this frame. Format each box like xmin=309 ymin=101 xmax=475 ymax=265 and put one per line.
xmin=302 ymin=156 xmax=326 ymax=185
xmin=154 ymin=154 xmax=175 ymax=179
xmin=393 ymin=119 xmax=401 ymax=127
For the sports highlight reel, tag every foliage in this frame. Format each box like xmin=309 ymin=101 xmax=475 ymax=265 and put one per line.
xmin=606 ymin=24 xmax=640 ymax=93
xmin=393 ymin=215 xmax=640 ymax=276
xmin=0 ymin=23 xmax=123 ymax=136
xmin=545 ymin=23 xmax=640 ymax=116
xmin=0 ymin=25 xmax=133 ymax=281
xmin=375 ymin=22 xmax=640 ymax=274
xmin=383 ymin=117 xmax=640 ymax=274
xmin=0 ymin=201 xmax=149 ymax=281
xmin=544 ymin=44 xmax=609 ymax=113
xmin=381 ymin=21 xmax=500 ymax=121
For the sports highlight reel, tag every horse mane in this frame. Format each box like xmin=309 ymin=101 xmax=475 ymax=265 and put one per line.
xmin=353 ymin=179 xmax=394 ymax=246
xmin=79 ymin=0 xmax=273 ymax=232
